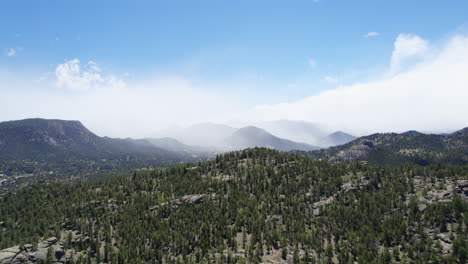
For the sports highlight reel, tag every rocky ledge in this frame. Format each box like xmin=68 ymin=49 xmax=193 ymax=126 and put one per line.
xmin=0 ymin=236 xmax=78 ymax=264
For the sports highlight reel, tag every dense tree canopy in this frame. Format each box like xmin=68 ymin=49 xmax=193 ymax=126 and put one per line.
xmin=0 ymin=148 xmax=466 ymax=263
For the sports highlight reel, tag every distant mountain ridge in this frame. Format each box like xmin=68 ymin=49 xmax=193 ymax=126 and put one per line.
xmin=307 ymin=127 xmax=468 ymax=165
xmin=319 ymin=131 xmax=356 ymax=147
xmin=252 ymin=120 xmax=327 ymax=146
xmin=0 ymin=119 xmax=320 ymax=169
xmin=145 ymin=137 xmax=216 ymax=158
xmin=156 ymin=123 xmax=237 ymax=146
xmin=3 ymin=118 xmax=463 ymax=169
xmin=155 ymin=120 xmax=354 ymax=148
xmin=222 ymin=126 xmax=319 ymax=151
xmin=0 ymin=118 xmax=190 ymax=163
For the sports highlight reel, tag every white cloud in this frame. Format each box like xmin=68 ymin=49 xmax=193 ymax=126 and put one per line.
xmin=308 ymin=59 xmax=317 ymax=68
xmin=0 ymin=65 xmax=246 ymax=138
xmin=364 ymin=32 xmax=380 ymax=38
xmin=324 ymin=75 xmax=338 ymax=83
xmin=55 ymin=59 xmax=125 ymax=91
xmin=242 ymin=34 xmax=468 ymax=135
xmin=390 ymin=33 xmax=429 ymax=73
xmin=1 ymin=33 xmax=467 ymax=138
xmin=7 ymin=48 xmax=16 ymax=57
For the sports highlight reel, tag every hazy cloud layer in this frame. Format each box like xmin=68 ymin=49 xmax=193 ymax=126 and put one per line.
xmin=0 ymin=33 xmax=467 ymax=138
xmin=0 ymin=71 xmax=242 ymax=138
xmin=244 ymin=34 xmax=468 ymax=135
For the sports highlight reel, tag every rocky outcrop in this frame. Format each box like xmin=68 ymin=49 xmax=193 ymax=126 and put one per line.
xmin=329 ymin=140 xmax=374 ymax=162
xmin=413 ymin=177 xmax=468 ymax=211
xmin=458 ymin=180 xmax=468 ymax=196
xmin=312 ymin=177 xmax=370 ymax=216
xmin=178 ymin=194 xmax=206 ymax=205
xmin=340 ymin=178 xmax=369 ymax=193
xmin=0 ymin=236 xmax=79 ymax=264
xmin=0 ymin=246 xmax=22 ymax=264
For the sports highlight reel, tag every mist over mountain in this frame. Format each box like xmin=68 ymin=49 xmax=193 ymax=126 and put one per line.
xmin=0 ymin=118 xmax=325 ymax=177
xmin=156 ymin=120 xmax=354 ymax=148
xmin=155 ymin=123 xmax=237 ymax=146
xmin=145 ymin=137 xmax=216 ymax=158
xmin=319 ymin=131 xmax=357 ymax=147
xmin=245 ymin=120 xmax=327 ymax=146
xmin=0 ymin=118 xmax=197 ymax=166
xmin=1 ymin=119 xmax=467 ymax=263
xmin=2 ymin=2 xmax=468 ymax=263
xmin=3 ymin=118 xmax=465 ymax=168
xmin=221 ymin=126 xmax=319 ymax=151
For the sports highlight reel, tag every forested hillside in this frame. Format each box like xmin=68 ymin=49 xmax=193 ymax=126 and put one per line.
xmin=306 ymin=128 xmax=468 ymax=166
xmin=0 ymin=118 xmax=210 ymax=190
xmin=0 ymin=119 xmax=171 ymax=161
xmin=1 ymin=148 xmax=466 ymax=263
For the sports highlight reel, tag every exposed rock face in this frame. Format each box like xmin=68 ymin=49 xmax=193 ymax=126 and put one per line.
xmin=340 ymin=178 xmax=369 ymax=193
xmin=413 ymin=177 xmax=467 ymax=211
xmin=312 ymin=177 xmax=370 ymax=216
xmin=329 ymin=140 xmax=373 ymax=162
xmin=178 ymin=194 xmax=206 ymax=205
xmin=0 ymin=246 xmax=21 ymax=264
xmin=309 ymin=128 xmax=468 ymax=165
xmin=0 ymin=118 xmax=190 ymax=163
xmin=0 ymin=236 xmax=78 ymax=264
xmin=458 ymin=180 xmax=468 ymax=196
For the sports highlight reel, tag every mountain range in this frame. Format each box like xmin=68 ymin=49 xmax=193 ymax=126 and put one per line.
xmin=156 ymin=123 xmax=237 ymax=147
xmin=307 ymin=128 xmax=468 ymax=165
xmin=319 ymin=131 xmax=356 ymax=147
xmin=0 ymin=119 xmax=325 ymax=173
xmin=0 ymin=118 xmax=191 ymax=161
xmin=1 ymin=118 xmax=466 ymax=175
xmin=221 ymin=126 xmax=318 ymax=151
xmin=0 ymin=119 xmax=467 ymax=263
xmin=155 ymin=120 xmax=355 ymax=148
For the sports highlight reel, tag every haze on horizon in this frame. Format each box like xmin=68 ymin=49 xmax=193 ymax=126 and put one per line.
xmin=1 ymin=1 xmax=467 ymax=138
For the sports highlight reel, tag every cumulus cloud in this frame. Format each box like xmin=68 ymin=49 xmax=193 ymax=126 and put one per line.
xmin=364 ymin=32 xmax=380 ymax=38
xmin=55 ymin=59 xmax=125 ymax=91
xmin=390 ymin=33 xmax=429 ymax=73
xmin=242 ymin=34 xmax=468 ymax=135
xmin=7 ymin=48 xmax=16 ymax=57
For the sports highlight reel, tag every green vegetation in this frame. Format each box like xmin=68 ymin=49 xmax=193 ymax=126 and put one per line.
xmin=306 ymin=128 xmax=468 ymax=166
xmin=1 ymin=148 xmax=466 ymax=263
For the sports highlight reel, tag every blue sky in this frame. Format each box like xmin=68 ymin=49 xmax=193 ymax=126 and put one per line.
xmin=2 ymin=1 xmax=467 ymax=96
xmin=1 ymin=1 xmax=468 ymax=136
